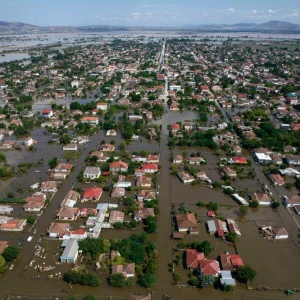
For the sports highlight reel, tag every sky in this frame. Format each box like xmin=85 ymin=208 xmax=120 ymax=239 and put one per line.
xmin=0 ymin=0 xmax=300 ymax=27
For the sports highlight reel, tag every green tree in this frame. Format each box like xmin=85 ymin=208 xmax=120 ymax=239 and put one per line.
xmin=0 ymin=152 xmax=5 ymax=161
xmin=26 ymin=216 xmax=36 ymax=225
xmin=80 ymin=273 xmax=100 ymax=287
xmin=226 ymin=232 xmax=238 ymax=243
xmin=144 ymin=216 xmax=157 ymax=233
xmin=249 ymin=200 xmax=259 ymax=208
xmin=139 ymin=273 xmax=155 ymax=287
xmin=82 ymin=295 xmax=96 ymax=300
xmin=0 ymin=255 xmax=7 ymax=274
xmin=272 ymin=201 xmax=280 ymax=209
xmin=113 ymin=222 xmax=124 ymax=229
xmin=48 ymin=157 xmax=58 ymax=169
xmin=237 ymin=265 xmax=257 ymax=283
xmin=239 ymin=205 xmax=248 ymax=217
xmin=2 ymin=246 xmax=19 ymax=262
xmin=197 ymin=240 xmax=213 ymax=257
xmin=198 ymin=275 xmax=214 ymax=288
xmin=110 ymin=273 xmax=127 ymax=287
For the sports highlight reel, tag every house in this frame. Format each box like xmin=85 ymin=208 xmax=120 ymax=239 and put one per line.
xmin=61 ymin=190 xmax=80 ymax=207
xmin=186 ymin=249 xmax=205 ymax=270
xmin=0 ymin=218 xmax=27 ymax=231
xmin=220 ymin=270 xmax=236 ymax=287
xmin=175 ymin=213 xmax=198 ymax=233
xmin=56 ymin=207 xmax=80 ymax=221
xmin=99 ymin=143 xmax=115 ymax=152
xmin=106 ymin=129 xmax=117 ymax=136
xmin=285 ymin=155 xmax=300 ymax=166
xmin=96 ymin=102 xmax=108 ymax=111
xmin=223 ymin=167 xmax=237 ymax=179
xmin=83 ymin=166 xmax=101 ymax=180
xmin=173 ymin=155 xmax=183 ymax=164
xmin=54 ymin=163 xmax=73 ymax=174
xmin=136 ymin=190 xmax=156 ymax=201
xmin=111 ymin=187 xmax=126 ymax=197
xmin=42 ymin=109 xmax=53 ymax=118
xmin=254 ymin=153 xmax=272 ymax=164
xmin=80 ymin=208 xmax=97 ymax=217
xmin=111 ymin=263 xmax=135 ymax=278
xmin=63 ymin=144 xmax=78 ymax=151
xmin=226 ymin=219 xmax=241 ymax=236
xmin=146 ymin=154 xmax=159 ymax=163
xmin=177 ymin=171 xmax=194 ymax=184
xmin=110 ymin=161 xmax=128 ymax=172
xmin=136 ymin=176 xmax=152 ymax=187
xmin=199 ymin=259 xmax=220 ymax=277
xmin=48 ymin=222 xmax=70 ymax=239
xmin=134 ymin=169 xmax=146 ymax=177
xmin=231 ymin=115 xmax=241 ymax=123
xmin=188 ymin=157 xmax=205 ymax=165
xmin=40 ymin=181 xmax=58 ymax=193
xmin=170 ymin=103 xmax=180 ymax=111
xmin=82 ymin=187 xmax=103 ymax=202
xmin=279 ymin=168 xmax=300 ymax=177
xmin=0 ymin=205 xmax=13 ymax=215
xmin=220 ymin=254 xmax=244 ymax=271
xmin=196 ymin=172 xmax=209 ymax=181
xmin=60 ymin=239 xmax=79 ymax=263
xmin=171 ymin=123 xmax=180 ymax=132
xmin=273 ymin=227 xmax=288 ymax=240
xmin=141 ymin=163 xmax=158 ymax=173
xmin=269 ymin=174 xmax=285 ymax=186
xmin=81 ymin=116 xmax=99 ymax=125
xmin=89 ymin=151 xmax=109 ymax=162
xmin=207 ymin=219 xmax=228 ymax=237
xmin=134 ymin=208 xmax=155 ymax=221
xmin=232 ymin=156 xmax=247 ymax=164
xmin=70 ymin=229 xmax=87 ymax=240
xmin=252 ymin=193 xmax=271 ymax=205
xmin=231 ymin=145 xmax=242 ymax=154
xmin=23 ymin=136 xmax=36 ymax=147
xmin=283 ymin=145 xmax=296 ymax=153
xmin=23 ymin=193 xmax=46 ymax=212
xmin=0 ymin=241 xmax=8 ymax=254
xmin=109 ymin=211 xmax=125 ymax=223
xmin=282 ymin=195 xmax=300 ymax=207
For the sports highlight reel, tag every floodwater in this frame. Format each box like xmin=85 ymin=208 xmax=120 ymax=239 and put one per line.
xmin=0 ymin=52 xmax=30 ymax=63
xmin=1 ymin=110 xmax=300 ymax=300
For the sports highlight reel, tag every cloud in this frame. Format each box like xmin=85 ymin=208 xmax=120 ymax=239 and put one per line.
xmin=288 ymin=13 xmax=299 ymax=17
xmin=268 ymin=9 xmax=276 ymax=14
xmin=252 ymin=10 xmax=257 ymax=15
xmin=227 ymin=8 xmax=236 ymax=13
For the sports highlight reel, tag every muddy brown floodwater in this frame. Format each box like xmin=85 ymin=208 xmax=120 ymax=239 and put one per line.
xmin=1 ymin=111 xmax=300 ymax=300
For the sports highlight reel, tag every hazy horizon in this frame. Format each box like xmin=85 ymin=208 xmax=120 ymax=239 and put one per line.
xmin=0 ymin=0 xmax=299 ymax=27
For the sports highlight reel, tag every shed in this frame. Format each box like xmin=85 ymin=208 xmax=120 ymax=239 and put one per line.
xmin=60 ymin=239 xmax=79 ymax=263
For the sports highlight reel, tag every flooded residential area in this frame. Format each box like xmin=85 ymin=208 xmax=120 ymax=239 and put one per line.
xmin=1 ymin=6 xmax=300 ymax=300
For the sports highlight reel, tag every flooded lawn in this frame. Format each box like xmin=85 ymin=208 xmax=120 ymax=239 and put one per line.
xmin=237 ymin=221 xmax=300 ymax=289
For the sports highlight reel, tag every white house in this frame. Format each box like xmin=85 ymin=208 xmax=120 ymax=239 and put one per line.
xmin=83 ymin=167 xmax=101 ymax=180
xmin=177 ymin=171 xmax=194 ymax=183
xmin=63 ymin=144 xmax=78 ymax=151
xmin=96 ymin=102 xmax=108 ymax=111
xmin=24 ymin=137 xmax=35 ymax=147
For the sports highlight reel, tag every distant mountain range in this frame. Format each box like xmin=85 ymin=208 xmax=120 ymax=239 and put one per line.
xmin=0 ymin=20 xmax=300 ymax=35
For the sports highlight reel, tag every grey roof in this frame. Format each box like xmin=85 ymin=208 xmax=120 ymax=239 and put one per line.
xmin=220 ymin=278 xmax=236 ymax=286
xmin=84 ymin=166 xmax=101 ymax=175
xmin=207 ymin=220 xmax=216 ymax=233
xmin=60 ymin=239 xmax=78 ymax=260
xmin=220 ymin=270 xmax=232 ymax=278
